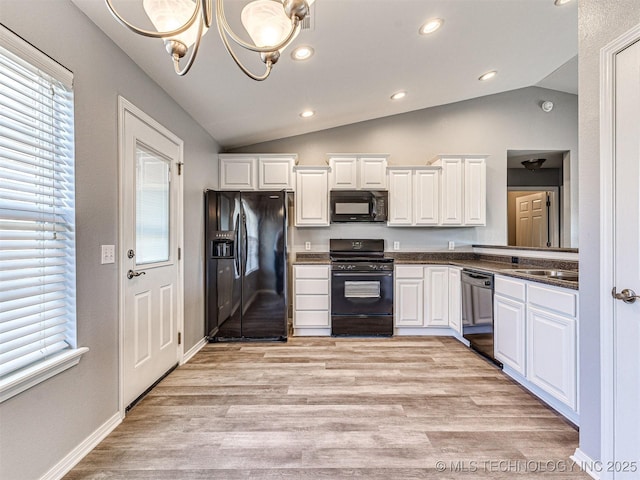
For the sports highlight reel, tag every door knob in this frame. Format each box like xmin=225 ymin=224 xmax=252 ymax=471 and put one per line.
xmin=611 ymin=287 xmax=640 ymax=304
xmin=127 ymin=269 xmax=146 ymax=280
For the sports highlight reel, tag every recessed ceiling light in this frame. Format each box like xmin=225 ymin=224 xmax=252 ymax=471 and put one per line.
xmin=390 ymin=91 xmax=407 ymax=101
xmin=478 ymin=70 xmax=497 ymax=81
xmin=554 ymin=0 xmax=572 ymax=5
xmin=291 ymin=45 xmax=314 ymax=61
xmin=300 ymin=110 xmax=315 ymax=118
xmin=419 ymin=18 xmax=444 ymax=35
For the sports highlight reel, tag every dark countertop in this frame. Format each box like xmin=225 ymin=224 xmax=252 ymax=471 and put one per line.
xmin=473 ymin=244 xmax=579 ymax=254
xmin=294 ymin=252 xmax=578 ymax=290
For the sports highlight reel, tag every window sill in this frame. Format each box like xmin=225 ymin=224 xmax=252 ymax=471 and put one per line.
xmin=0 ymin=347 xmax=90 ymax=403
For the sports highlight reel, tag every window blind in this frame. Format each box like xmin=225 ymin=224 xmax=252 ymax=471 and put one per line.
xmin=0 ymin=28 xmax=76 ymax=380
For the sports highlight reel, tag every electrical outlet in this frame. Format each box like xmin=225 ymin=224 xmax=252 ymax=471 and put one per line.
xmin=305 ymin=242 xmax=311 ymax=251
xmin=393 ymin=241 xmax=400 ymax=250
xmin=101 ymin=245 xmax=115 ymax=264
xmin=448 ymin=241 xmax=455 ymax=251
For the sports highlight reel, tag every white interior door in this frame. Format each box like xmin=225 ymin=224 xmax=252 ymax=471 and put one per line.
xmin=609 ymin=37 xmax=640 ymax=476
xmin=120 ymin=99 xmax=183 ymax=408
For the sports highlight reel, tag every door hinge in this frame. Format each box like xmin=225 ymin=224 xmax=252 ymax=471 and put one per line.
xmin=177 ymin=162 xmax=183 ymax=175
xmin=546 ymin=199 xmax=551 ymax=207
xmin=178 ymin=332 xmax=182 ymax=345
xmin=178 ymin=247 xmax=181 ymax=260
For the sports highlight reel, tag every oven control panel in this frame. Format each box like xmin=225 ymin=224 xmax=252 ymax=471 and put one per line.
xmin=332 ymin=262 xmax=394 ymax=272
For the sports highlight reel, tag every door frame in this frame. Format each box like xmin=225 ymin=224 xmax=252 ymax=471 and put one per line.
xmin=117 ymin=97 xmax=184 ymax=416
xmin=599 ymin=23 xmax=640 ymax=478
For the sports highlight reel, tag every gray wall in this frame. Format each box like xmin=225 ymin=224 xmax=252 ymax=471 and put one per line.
xmin=577 ymin=0 xmax=640 ymax=462
xmin=230 ymin=86 xmax=578 ymax=252
xmin=0 ymin=1 xmax=218 ymax=478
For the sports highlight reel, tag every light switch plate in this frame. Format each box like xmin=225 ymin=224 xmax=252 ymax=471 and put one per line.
xmin=101 ymin=245 xmax=115 ymax=264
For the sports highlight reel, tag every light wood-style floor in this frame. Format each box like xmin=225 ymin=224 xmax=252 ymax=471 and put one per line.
xmin=65 ymin=337 xmax=589 ymax=479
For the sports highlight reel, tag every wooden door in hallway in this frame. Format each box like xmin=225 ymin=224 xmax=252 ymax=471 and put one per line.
xmin=516 ymin=192 xmax=548 ymax=247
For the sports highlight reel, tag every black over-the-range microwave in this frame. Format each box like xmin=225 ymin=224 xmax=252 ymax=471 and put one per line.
xmin=329 ymin=190 xmax=388 ymax=223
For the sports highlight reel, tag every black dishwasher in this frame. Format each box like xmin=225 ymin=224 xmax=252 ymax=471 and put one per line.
xmin=461 ymin=269 xmax=501 ymax=366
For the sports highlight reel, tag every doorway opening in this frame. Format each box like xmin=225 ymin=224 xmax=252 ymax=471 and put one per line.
xmin=507 ymin=150 xmax=569 ymax=248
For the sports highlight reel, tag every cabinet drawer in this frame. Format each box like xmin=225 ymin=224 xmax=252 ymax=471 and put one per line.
xmin=528 ymin=284 xmax=577 ymax=318
xmin=295 ymin=295 xmax=329 ymax=311
xmin=295 ymin=279 xmax=329 ymax=295
xmin=294 ymin=310 xmax=330 ymax=327
xmin=395 ymin=265 xmax=425 ymax=278
xmin=495 ymin=276 xmax=526 ymax=301
xmin=294 ymin=266 xmax=330 ymax=279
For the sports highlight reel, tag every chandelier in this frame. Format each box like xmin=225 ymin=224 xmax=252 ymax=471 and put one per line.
xmin=104 ymin=0 xmax=313 ymax=80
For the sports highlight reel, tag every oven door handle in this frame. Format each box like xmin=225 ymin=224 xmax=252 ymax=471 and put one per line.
xmin=332 ymin=272 xmax=393 ymax=277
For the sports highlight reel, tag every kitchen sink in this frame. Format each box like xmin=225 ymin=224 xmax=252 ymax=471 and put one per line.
xmin=511 ymin=269 xmax=579 ymax=282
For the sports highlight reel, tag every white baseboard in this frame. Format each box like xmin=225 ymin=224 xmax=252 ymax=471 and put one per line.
xmin=394 ymin=327 xmax=455 ymax=336
xmin=293 ymin=328 xmax=331 ymax=336
xmin=571 ymin=448 xmax=600 ymax=480
xmin=181 ymin=336 xmax=207 ymax=365
xmin=40 ymin=411 xmax=122 ymax=480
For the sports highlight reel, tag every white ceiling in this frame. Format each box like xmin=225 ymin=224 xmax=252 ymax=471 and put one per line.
xmin=70 ymin=0 xmax=578 ymax=149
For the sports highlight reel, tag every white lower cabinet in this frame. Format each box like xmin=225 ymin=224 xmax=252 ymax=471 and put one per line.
xmin=394 ymin=266 xmax=424 ymax=327
xmin=494 ymin=275 xmax=578 ymax=421
xmin=425 ymin=266 xmax=448 ymax=327
xmin=448 ymin=267 xmax=462 ymax=334
xmin=395 ymin=265 xmax=453 ymax=331
xmin=293 ymin=265 xmax=331 ymax=335
xmin=527 ymin=306 xmax=577 ymax=410
xmin=494 ymin=294 xmax=526 ymax=375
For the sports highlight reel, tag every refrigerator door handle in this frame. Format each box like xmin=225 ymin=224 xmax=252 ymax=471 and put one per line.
xmin=234 ymin=213 xmax=240 ymax=275
xmin=242 ymin=209 xmax=248 ymax=275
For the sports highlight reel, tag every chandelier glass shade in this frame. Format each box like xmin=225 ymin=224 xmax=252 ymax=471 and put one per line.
xmin=104 ymin=0 xmax=313 ymax=79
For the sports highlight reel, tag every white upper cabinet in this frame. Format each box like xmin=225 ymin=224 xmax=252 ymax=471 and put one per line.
xmin=414 ymin=169 xmax=440 ymax=225
xmin=464 ymin=157 xmax=486 ymax=225
xmin=429 ymin=155 xmax=487 ymax=226
xmin=258 ymin=155 xmax=295 ymax=190
xmin=294 ymin=166 xmax=330 ymax=226
xmin=329 ymin=157 xmax=358 ymax=189
xmin=219 ymin=155 xmax=255 ymax=190
xmin=328 ymin=154 xmax=388 ymax=190
xmin=218 ymin=154 xmax=296 ymax=191
xmin=387 ymin=169 xmax=413 ymax=225
xmin=438 ymin=157 xmax=464 ymax=225
xmin=387 ymin=167 xmax=440 ymax=226
xmin=359 ymin=156 xmax=388 ymax=189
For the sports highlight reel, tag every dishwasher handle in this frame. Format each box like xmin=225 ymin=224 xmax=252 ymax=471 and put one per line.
xmin=461 ymin=270 xmax=494 ymax=289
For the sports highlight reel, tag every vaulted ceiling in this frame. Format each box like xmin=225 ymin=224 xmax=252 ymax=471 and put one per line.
xmin=71 ymin=0 xmax=578 ymax=148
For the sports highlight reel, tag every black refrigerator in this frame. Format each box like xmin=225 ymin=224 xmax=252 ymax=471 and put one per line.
xmin=205 ymin=190 xmax=287 ymax=341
